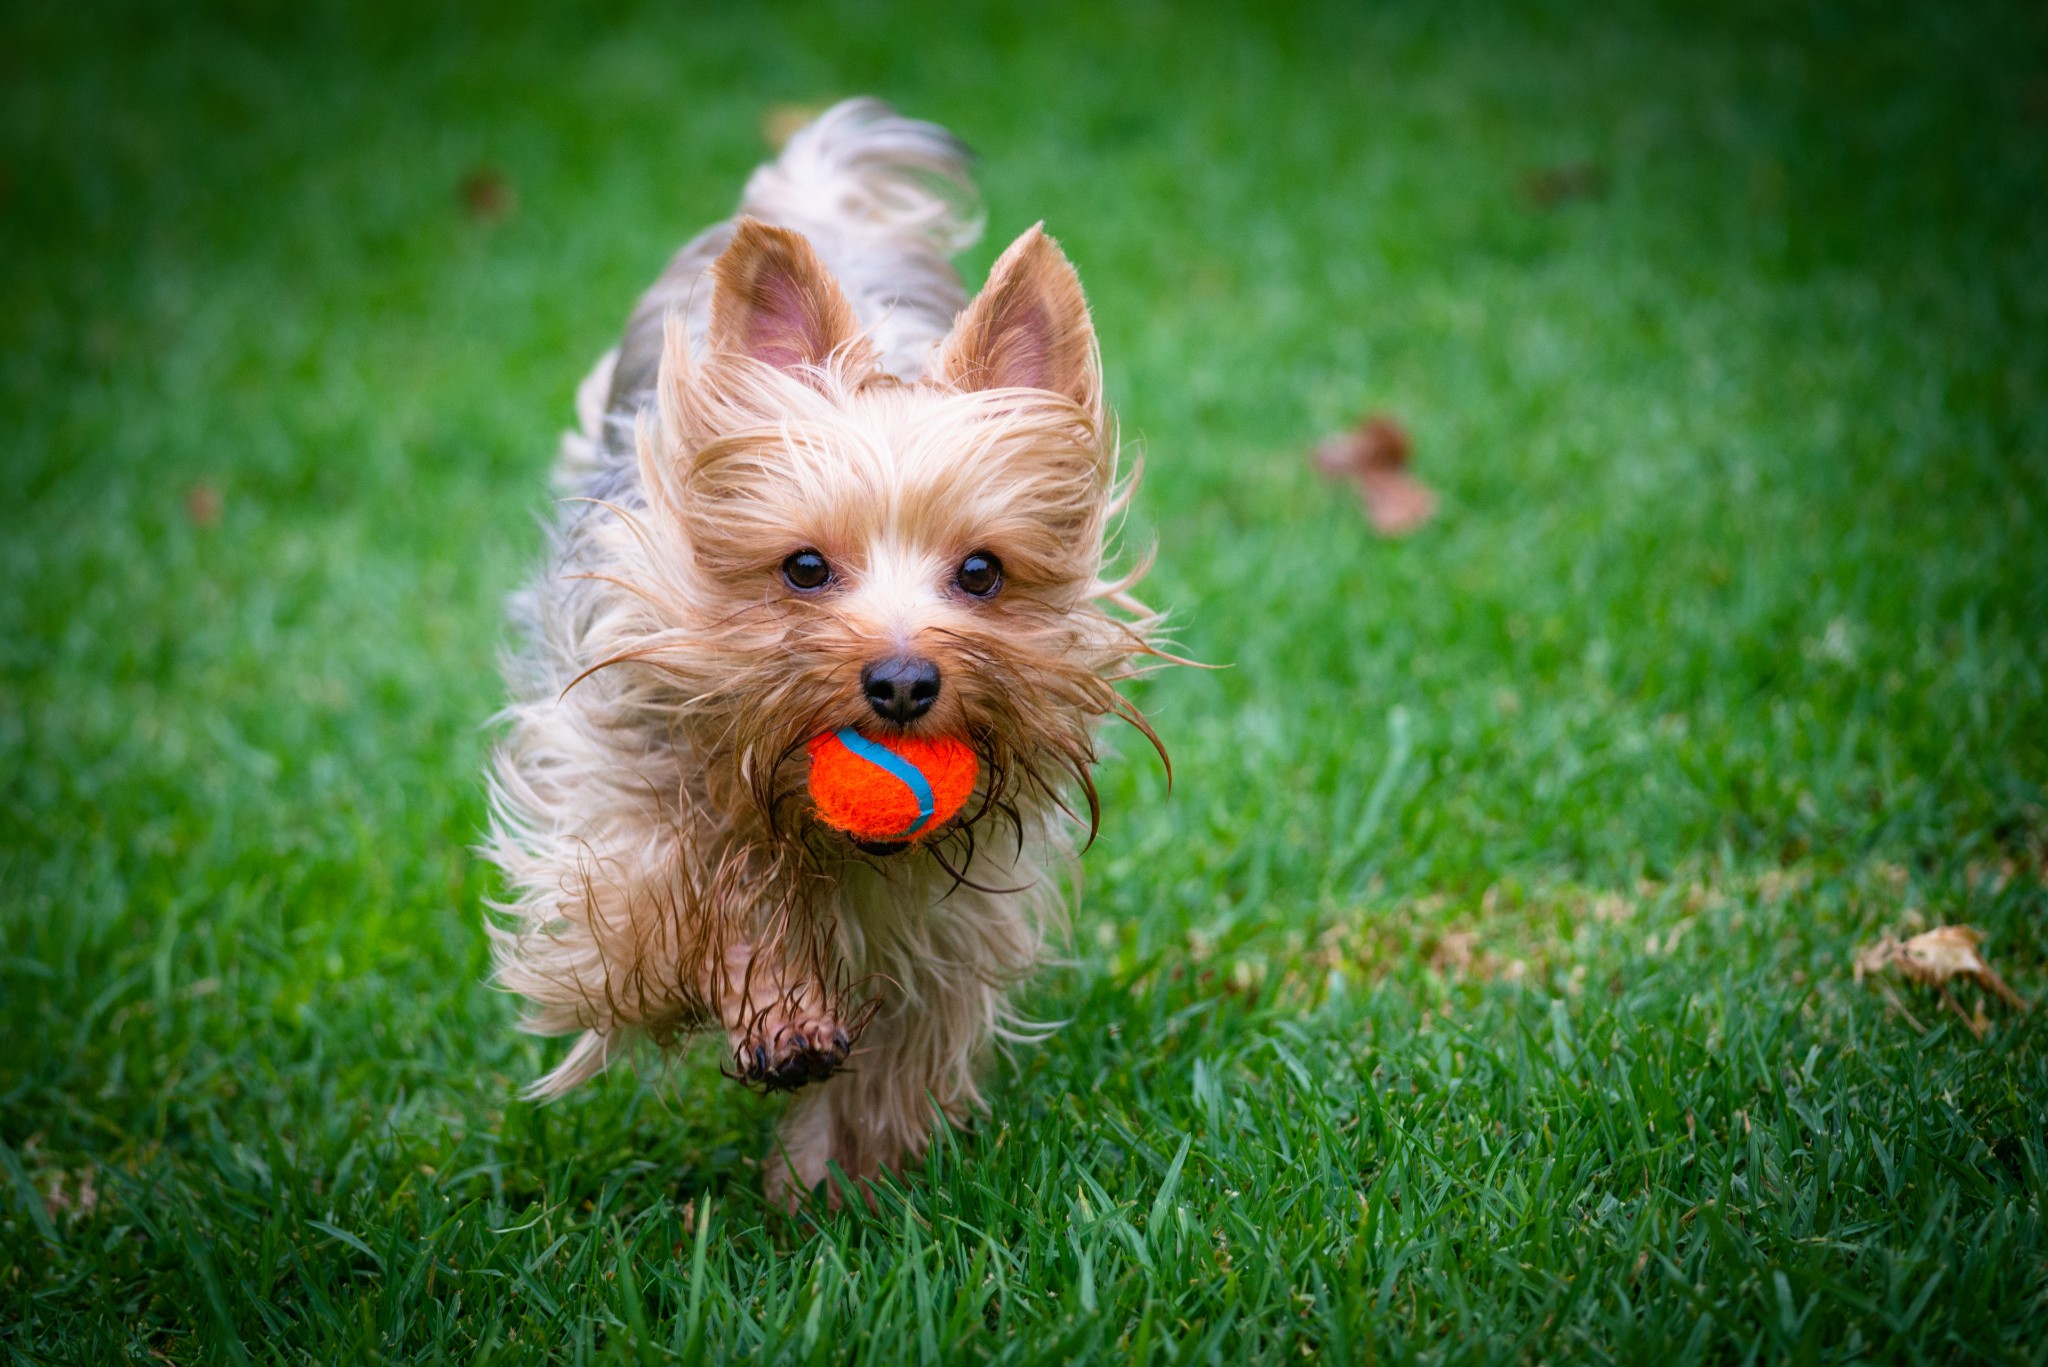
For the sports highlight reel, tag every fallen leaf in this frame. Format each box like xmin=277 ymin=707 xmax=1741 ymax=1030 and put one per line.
xmin=44 ymin=1167 xmax=97 ymax=1226
xmin=459 ymin=167 xmax=516 ymax=224
xmin=1311 ymin=413 xmax=1438 ymax=536
xmin=1520 ymin=162 xmax=1608 ymax=209
xmin=1854 ymin=924 xmax=2029 ymax=1037
xmin=185 ymin=483 xmax=222 ymax=528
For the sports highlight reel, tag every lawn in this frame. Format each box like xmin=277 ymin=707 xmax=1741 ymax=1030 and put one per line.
xmin=4 ymin=0 xmax=2046 ymax=1360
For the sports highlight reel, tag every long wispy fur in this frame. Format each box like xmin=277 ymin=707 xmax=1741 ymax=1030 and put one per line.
xmin=484 ymin=98 xmax=1166 ymax=1206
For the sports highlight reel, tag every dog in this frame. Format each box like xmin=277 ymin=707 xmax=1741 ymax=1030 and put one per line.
xmin=483 ymin=99 xmax=1164 ymax=1207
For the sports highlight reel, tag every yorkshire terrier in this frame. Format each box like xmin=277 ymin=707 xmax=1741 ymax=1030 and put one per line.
xmin=483 ymin=99 xmax=1163 ymax=1207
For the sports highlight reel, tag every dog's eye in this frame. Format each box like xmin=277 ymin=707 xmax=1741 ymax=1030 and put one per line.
xmin=782 ymin=549 xmax=832 ymax=591
xmin=955 ymin=551 xmax=1003 ymax=599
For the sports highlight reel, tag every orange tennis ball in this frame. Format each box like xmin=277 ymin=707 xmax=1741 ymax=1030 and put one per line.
xmin=806 ymin=729 xmax=978 ymax=842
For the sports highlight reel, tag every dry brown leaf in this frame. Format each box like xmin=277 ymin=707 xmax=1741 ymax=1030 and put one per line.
xmin=1520 ymin=162 xmax=1608 ymax=209
xmin=1853 ymin=925 xmax=2028 ymax=1037
xmin=44 ymin=1167 xmax=98 ymax=1226
xmin=459 ymin=167 xmax=516 ymax=224
xmin=185 ymin=482 xmax=222 ymax=528
xmin=1311 ymin=413 xmax=1438 ymax=536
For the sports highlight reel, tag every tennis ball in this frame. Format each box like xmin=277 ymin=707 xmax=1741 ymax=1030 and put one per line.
xmin=807 ymin=728 xmax=978 ymax=842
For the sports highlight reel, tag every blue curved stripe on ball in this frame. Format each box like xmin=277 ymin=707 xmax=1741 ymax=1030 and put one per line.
xmin=833 ymin=727 xmax=937 ymax=836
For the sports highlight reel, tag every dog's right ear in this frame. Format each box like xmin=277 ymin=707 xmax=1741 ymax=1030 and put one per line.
xmin=934 ymin=224 xmax=1100 ymax=419
xmin=707 ymin=218 xmax=878 ymax=383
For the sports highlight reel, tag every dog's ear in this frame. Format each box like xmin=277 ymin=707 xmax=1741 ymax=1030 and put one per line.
xmin=935 ymin=224 xmax=1099 ymax=415
xmin=708 ymin=218 xmax=877 ymax=381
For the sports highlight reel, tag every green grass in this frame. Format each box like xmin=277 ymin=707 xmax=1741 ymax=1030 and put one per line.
xmin=4 ymin=0 xmax=2047 ymax=1360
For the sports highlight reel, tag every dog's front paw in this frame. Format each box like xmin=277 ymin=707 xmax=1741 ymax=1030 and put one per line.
xmin=733 ymin=1016 xmax=851 ymax=1092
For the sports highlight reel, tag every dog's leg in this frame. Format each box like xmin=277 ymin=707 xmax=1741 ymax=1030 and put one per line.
xmin=710 ymin=935 xmax=853 ymax=1093
xmin=672 ymin=843 xmax=857 ymax=1092
xmin=494 ymin=817 xmax=854 ymax=1097
xmin=764 ymin=1025 xmax=914 ymax=1211
xmin=765 ymin=972 xmax=998 ymax=1210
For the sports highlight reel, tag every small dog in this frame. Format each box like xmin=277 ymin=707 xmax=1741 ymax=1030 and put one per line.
xmin=484 ymin=99 xmax=1164 ymax=1206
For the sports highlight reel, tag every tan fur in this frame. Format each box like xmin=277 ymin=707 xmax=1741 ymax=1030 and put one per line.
xmin=707 ymin=219 xmax=882 ymax=382
xmin=483 ymin=99 xmax=1164 ymax=1207
xmin=935 ymin=224 xmax=1101 ymax=417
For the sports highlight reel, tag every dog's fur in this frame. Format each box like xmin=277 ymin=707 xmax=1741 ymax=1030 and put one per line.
xmin=483 ymin=99 xmax=1161 ymax=1206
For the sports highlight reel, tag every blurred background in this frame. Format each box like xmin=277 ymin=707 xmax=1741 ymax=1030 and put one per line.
xmin=3 ymin=0 xmax=2045 ymax=1358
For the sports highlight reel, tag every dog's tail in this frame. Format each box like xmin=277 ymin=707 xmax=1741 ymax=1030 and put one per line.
xmin=739 ymin=97 xmax=984 ymax=258
xmin=596 ymin=99 xmax=982 ymax=426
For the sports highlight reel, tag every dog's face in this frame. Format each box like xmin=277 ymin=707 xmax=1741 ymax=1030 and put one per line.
xmin=630 ymin=220 xmax=1155 ymax=852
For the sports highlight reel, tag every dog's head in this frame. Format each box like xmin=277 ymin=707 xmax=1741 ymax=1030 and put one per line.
xmin=628 ymin=218 xmax=1160 ymax=856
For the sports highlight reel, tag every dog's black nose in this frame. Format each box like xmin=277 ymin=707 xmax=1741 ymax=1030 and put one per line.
xmin=861 ymin=656 xmax=941 ymax=724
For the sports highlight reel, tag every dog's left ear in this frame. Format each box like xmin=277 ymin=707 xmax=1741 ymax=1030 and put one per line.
xmin=708 ymin=217 xmax=878 ymax=383
xmin=935 ymin=224 xmax=1099 ymax=416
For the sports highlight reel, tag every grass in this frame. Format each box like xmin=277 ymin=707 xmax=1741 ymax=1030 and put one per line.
xmin=4 ymin=0 xmax=2047 ymax=1360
